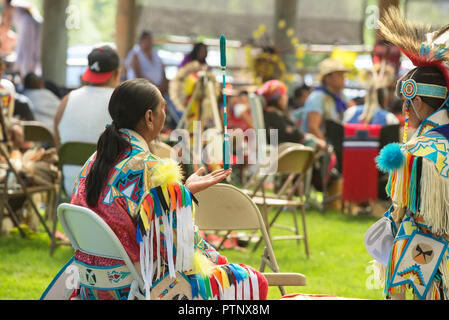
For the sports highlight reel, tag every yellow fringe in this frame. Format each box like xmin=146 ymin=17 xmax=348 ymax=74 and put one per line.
xmin=389 ymin=152 xmax=415 ymax=209
xmin=193 ymin=249 xmax=214 ymax=277
xmin=150 ymin=159 xmax=184 ymax=187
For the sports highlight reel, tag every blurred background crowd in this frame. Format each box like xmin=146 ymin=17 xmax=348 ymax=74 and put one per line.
xmin=0 ymin=0 xmax=446 ymax=233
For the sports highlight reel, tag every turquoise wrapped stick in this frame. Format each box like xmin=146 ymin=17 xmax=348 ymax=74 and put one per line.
xmin=220 ymin=34 xmax=231 ymax=170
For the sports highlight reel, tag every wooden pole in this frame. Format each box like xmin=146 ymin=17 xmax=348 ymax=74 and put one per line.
xmin=376 ymin=0 xmax=400 ymax=41
xmin=115 ymin=0 xmax=138 ymax=62
xmin=41 ymin=0 xmax=69 ymax=86
xmin=274 ymin=0 xmax=298 ymax=77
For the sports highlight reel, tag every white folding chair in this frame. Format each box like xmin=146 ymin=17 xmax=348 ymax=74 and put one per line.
xmin=57 ymin=203 xmax=144 ymax=297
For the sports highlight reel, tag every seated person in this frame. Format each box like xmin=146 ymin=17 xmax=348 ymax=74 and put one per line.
xmin=301 ymin=58 xmax=351 ymax=140
xmin=13 ymin=92 xmax=35 ymax=121
xmin=22 ymin=72 xmax=61 ymax=132
xmin=228 ymin=90 xmax=253 ymax=132
xmin=54 ymin=45 xmax=119 ymax=197
xmin=179 ymin=42 xmax=208 ymax=68
xmin=289 ymin=84 xmax=311 ymax=127
xmin=343 ymin=66 xmax=399 ymax=126
xmin=343 ymin=92 xmax=399 ymax=126
xmin=50 ymin=79 xmax=268 ymax=300
xmin=257 ymin=79 xmax=325 ymax=151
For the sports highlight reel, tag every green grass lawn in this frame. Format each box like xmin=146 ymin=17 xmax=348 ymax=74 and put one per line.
xmin=0 ymin=208 xmax=384 ymax=300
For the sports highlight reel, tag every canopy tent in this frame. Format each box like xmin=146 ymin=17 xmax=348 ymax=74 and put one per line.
xmin=136 ymin=0 xmax=367 ymax=45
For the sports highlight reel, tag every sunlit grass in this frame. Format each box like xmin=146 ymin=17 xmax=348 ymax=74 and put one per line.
xmin=0 ymin=208 xmax=384 ymax=300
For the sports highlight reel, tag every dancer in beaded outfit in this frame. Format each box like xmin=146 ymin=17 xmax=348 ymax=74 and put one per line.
xmin=366 ymin=8 xmax=449 ymax=300
xmin=42 ymin=79 xmax=268 ymax=300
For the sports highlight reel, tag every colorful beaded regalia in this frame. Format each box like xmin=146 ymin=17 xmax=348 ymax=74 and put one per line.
xmin=365 ymin=8 xmax=449 ymax=300
xmin=41 ymin=129 xmax=267 ymax=300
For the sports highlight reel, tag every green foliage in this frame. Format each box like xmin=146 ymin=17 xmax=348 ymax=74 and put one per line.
xmin=67 ymin=0 xmax=117 ymax=46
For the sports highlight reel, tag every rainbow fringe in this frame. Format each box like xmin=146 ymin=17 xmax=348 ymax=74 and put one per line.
xmin=136 ymin=182 xmax=198 ymax=299
xmin=384 ymin=238 xmax=409 ymax=296
xmin=386 ymin=151 xmax=424 ymax=217
xmin=189 ymin=264 xmax=260 ymax=300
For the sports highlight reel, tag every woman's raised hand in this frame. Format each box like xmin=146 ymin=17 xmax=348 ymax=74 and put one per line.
xmin=184 ymin=167 xmax=232 ymax=194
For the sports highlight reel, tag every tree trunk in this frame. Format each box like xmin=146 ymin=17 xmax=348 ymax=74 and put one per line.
xmin=41 ymin=0 xmax=69 ymax=87
xmin=376 ymin=0 xmax=400 ymax=41
xmin=273 ymin=0 xmax=298 ymax=77
xmin=115 ymin=0 xmax=138 ymax=61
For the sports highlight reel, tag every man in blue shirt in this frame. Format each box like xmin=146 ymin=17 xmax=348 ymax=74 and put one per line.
xmin=302 ymin=58 xmax=351 ymax=140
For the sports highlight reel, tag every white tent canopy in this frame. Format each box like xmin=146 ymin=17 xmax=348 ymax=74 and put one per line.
xmin=137 ymin=0 xmax=366 ymax=45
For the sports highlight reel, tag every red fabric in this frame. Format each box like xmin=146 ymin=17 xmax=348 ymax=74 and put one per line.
xmin=72 ymin=153 xmax=139 ymax=266
xmin=217 ymin=255 xmax=228 ymax=265
xmin=342 ymin=124 xmax=381 ymax=204
xmin=256 ymin=80 xmax=288 ymax=104
xmin=240 ymin=265 xmax=268 ymax=300
xmin=228 ymin=107 xmax=251 ymax=132
xmin=209 ymin=274 xmax=220 ymax=299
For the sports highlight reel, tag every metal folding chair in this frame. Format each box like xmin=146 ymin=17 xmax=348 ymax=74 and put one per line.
xmin=22 ymin=120 xmax=56 ymax=148
xmin=244 ymin=144 xmax=315 ymax=259
xmin=195 ymin=183 xmax=307 ymax=295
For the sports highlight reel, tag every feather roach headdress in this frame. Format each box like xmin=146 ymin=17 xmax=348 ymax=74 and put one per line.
xmin=378 ymin=7 xmax=449 ymax=90
xmin=378 ymin=7 xmax=449 ymax=143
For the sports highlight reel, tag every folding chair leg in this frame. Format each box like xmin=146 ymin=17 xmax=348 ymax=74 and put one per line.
xmin=216 ymin=230 xmax=232 ymax=251
xmin=252 ymin=204 xmax=273 ymax=252
xmin=259 ymin=247 xmax=286 ymax=296
xmin=49 ymin=190 xmax=59 ymax=256
xmin=301 ymin=205 xmax=310 ymax=259
xmin=4 ymin=201 xmax=26 ymax=238
xmin=253 ymin=204 xmax=282 ymax=251
xmin=291 ymin=209 xmax=301 ymax=245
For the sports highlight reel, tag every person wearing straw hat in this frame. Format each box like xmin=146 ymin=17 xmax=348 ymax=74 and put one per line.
xmin=301 ymin=58 xmax=351 ymax=141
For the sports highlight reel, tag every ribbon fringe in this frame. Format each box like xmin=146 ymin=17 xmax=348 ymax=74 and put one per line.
xmin=387 ymin=152 xmax=449 ymax=235
xmin=136 ymin=183 xmax=196 ymax=300
xmin=418 ymin=158 xmax=449 ymax=235
xmin=190 ymin=264 xmax=258 ymax=300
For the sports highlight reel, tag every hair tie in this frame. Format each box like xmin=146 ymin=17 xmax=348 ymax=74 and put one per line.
xmin=107 ymin=122 xmax=120 ymax=131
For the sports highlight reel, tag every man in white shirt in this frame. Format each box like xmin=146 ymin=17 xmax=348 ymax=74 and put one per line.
xmin=54 ymin=46 xmax=120 ymax=197
xmin=124 ymin=30 xmax=168 ymax=94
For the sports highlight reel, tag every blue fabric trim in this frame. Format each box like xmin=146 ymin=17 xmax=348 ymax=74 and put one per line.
xmin=79 ymin=282 xmax=132 ymax=291
xmin=189 ymin=274 xmax=200 ymax=299
xmin=74 ymin=259 xmax=125 ymax=269
xmin=430 ymin=124 xmax=449 ymax=141
xmin=315 ymin=86 xmax=347 ymax=114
